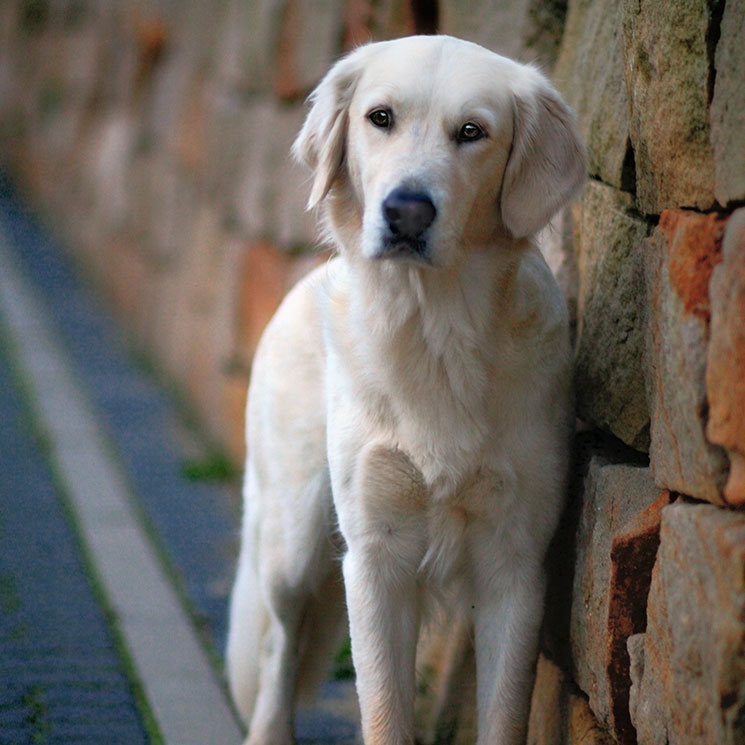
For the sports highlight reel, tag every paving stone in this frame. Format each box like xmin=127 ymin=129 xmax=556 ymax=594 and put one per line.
xmin=0 ymin=174 xmax=360 ymax=744
xmin=0 ymin=338 xmax=149 ymax=745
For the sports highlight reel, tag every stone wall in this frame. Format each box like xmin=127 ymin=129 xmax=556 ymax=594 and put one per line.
xmin=1 ymin=1 xmax=744 ymax=743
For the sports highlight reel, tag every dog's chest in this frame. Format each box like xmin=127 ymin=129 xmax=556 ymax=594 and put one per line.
xmin=371 ymin=315 xmax=498 ymax=486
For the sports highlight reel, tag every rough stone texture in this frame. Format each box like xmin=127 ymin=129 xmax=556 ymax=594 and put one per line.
xmin=216 ymin=0 xmax=286 ymax=95
xmin=711 ymin=0 xmax=745 ymax=206
xmin=528 ymin=654 xmax=614 ymax=745
xmin=234 ymin=242 xmax=323 ymax=367
xmin=629 ymin=502 xmax=745 ymax=745
xmin=231 ymin=100 xmax=315 ymax=247
xmin=521 ymin=0 xmax=569 ymax=68
xmin=440 ymin=0 xmax=532 ymax=60
xmin=606 ymin=491 xmax=671 ymax=744
xmin=621 ymin=0 xmax=716 ymax=214
xmin=570 ymin=457 xmax=660 ymax=740
xmin=1 ymin=4 xmax=745 ymax=742
xmin=553 ymin=0 xmax=633 ymax=190
xmin=707 ymin=208 xmax=745 ymax=506
xmin=528 ymin=655 xmax=567 ymax=745
xmin=644 ymin=210 xmax=730 ymax=504
xmin=272 ymin=0 xmax=346 ymax=100
xmin=341 ymin=0 xmax=415 ymax=46
xmin=573 ymin=180 xmax=651 ymax=450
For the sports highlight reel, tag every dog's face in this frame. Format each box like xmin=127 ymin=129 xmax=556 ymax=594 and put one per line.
xmin=294 ymin=36 xmax=586 ymax=269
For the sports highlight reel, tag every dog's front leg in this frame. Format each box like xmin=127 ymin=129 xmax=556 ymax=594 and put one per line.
xmin=335 ymin=445 xmax=427 ymax=745
xmin=344 ymin=549 xmax=419 ymax=745
xmin=471 ymin=557 xmax=546 ymax=745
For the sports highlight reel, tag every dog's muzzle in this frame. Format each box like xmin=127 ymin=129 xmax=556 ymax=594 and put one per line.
xmin=376 ymin=188 xmax=437 ymax=262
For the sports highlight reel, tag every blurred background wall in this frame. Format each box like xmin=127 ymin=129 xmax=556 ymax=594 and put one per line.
xmin=0 ymin=0 xmax=570 ymax=462
xmin=1 ymin=1 xmax=744 ymax=743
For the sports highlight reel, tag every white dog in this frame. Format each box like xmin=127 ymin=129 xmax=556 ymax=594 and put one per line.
xmin=226 ymin=35 xmax=585 ymax=745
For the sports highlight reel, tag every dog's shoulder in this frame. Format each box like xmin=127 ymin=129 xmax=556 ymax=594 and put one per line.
xmin=510 ymin=247 xmax=570 ymax=342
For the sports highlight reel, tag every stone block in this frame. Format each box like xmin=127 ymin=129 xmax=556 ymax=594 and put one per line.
xmin=139 ymin=2 xmax=226 ymax=156
xmin=440 ymin=0 xmax=532 ymax=60
xmin=234 ymin=241 xmax=322 ymax=367
xmin=273 ymin=0 xmax=345 ymax=100
xmin=85 ymin=111 xmax=139 ymax=231
xmin=520 ymin=0 xmax=568 ymax=69
xmin=553 ymin=0 xmax=633 ymax=190
xmin=606 ymin=491 xmax=671 ymax=744
xmin=628 ymin=502 xmax=745 ymax=745
xmin=415 ymin=616 xmax=476 ymax=745
xmin=570 ymin=457 xmax=660 ymax=740
xmin=204 ymin=86 xmax=245 ymax=200
xmin=707 ymin=207 xmax=745 ymax=506
xmin=573 ymin=180 xmax=651 ymax=450
xmin=221 ymin=367 xmax=249 ymax=464
xmin=644 ymin=210 xmax=729 ymax=504
xmin=342 ymin=0 xmax=415 ymax=48
xmin=711 ymin=0 xmax=745 ymax=206
xmin=528 ymin=654 xmax=567 ymax=745
xmin=567 ymin=696 xmax=615 ymax=745
xmin=621 ymin=0 xmax=716 ymax=213
xmin=232 ymin=100 xmax=316 ymax=248
xmin=527 ymin=654 xmax=614 ymax=745
xmin=215 ymin=0 xmax=285 ymax=95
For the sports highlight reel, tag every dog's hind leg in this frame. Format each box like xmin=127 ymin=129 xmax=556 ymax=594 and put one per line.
xmin=295 ymin=554 xmax=347 ymax=704
xmin=229 ymin=467 xmax=341 ymax=745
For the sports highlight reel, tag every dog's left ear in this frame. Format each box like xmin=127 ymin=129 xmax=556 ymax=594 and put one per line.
xmin=501 ymin=71 xmax=587 ymax=238
xmin=293 ymin=48 xmax=367 ymax=209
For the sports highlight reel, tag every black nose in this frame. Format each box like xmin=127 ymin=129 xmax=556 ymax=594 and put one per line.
xmin=382 ymin=189 xmax=436 ymax=238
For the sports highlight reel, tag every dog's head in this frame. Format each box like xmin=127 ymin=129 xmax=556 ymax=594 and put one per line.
xmin=294 ymin=35 xmax=586 ymax=268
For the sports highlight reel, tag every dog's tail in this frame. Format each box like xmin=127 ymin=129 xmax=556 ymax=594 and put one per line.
xmin=225 ymin=517 xmax=268 ymax=725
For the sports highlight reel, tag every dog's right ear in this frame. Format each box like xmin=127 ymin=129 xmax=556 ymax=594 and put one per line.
xmin=292 ymin=49 xmax=367 ymax=209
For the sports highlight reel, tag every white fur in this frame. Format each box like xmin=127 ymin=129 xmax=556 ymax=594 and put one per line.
xmin=226 ymin=35 xmax=585 ymax=745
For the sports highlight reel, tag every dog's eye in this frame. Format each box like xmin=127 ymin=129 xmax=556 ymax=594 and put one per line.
xmin=457 ymin=122 xmax=485 ymax=143
xmin=368 ymin=108 xmax=393 ymax=129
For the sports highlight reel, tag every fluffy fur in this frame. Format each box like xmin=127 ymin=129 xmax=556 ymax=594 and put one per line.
xmin=226 ymin=35 xmax=586 ymax=745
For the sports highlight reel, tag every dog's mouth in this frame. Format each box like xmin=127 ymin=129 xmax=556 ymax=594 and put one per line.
xmin=372 ymin=234 xmax=434 ymax=266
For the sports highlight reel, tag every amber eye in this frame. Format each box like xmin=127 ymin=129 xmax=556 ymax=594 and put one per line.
xmin=368 ymin=108 xmax=393 ymax=129
xmin=457 ymin=121 xmax=485 ymax=143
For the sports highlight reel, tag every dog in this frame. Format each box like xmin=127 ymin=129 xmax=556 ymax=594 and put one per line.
xmin=226 ymin=34 xmax=586 ymax=745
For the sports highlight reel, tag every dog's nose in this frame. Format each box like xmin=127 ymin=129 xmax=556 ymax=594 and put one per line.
xmin=382 ymin=189 xmax=436 ymax=238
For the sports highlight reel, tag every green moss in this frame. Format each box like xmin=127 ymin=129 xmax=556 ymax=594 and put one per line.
xmin=332 ymin=637 xmax=355 ymax=681
xmin=181 ymin=452 xmax=239 ymax=483
xmin=22 ymin=684 xmax=51 ymax=743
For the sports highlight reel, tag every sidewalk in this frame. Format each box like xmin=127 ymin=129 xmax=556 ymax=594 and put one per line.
xmin=0 ymin=175 xmax=359 ymax=745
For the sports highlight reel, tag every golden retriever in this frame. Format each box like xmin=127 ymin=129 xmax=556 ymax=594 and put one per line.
xmin=226 ymin=34 xmax=586 ymax=745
